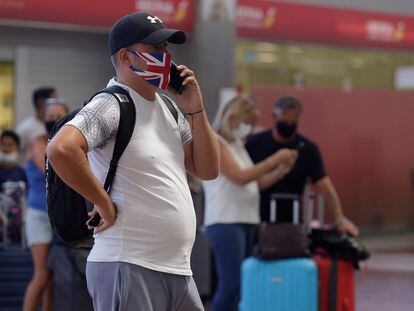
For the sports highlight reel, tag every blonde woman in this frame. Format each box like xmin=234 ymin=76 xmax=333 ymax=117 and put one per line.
xmin=203 ymin=95 xmax=297 ymax=311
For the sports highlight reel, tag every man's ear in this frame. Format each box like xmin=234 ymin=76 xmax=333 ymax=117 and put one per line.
xmin=119 ymin=49 xmax=147 ymax=70
xmin=118 ymin=49 xmax=132 ymax=67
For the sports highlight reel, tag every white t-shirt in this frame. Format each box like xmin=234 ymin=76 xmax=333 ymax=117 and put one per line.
xmin=67 ymin=78 xmax=196 ymax=275
xmin=16 ymin=116 xmax=47 ymax=152
xmin=203 ymin=136 xmax=260 ymax=226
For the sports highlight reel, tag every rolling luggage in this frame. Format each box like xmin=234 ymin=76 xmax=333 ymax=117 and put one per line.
xmin=313 ymin=257 xmax=355 ymax=311
xmin=306 ymin=188 xmax=366 ymax=311
xmin=240 ymin=257 xmax=318 ymax=311
xmin=240 ymin=193 xmax=317 ymax=311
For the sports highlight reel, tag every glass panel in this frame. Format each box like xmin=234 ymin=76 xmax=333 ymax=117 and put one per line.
xmin=235 ymin=40 xmax=414 ymax=91
xmin=0 ymin=62 xmax=14 ymax=130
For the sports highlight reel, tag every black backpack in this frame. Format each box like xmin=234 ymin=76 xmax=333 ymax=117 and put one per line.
xmin=46 ymin=86 xmax=178 ymax=248
xmin=308 ymin=228 xmax=370 ymax=269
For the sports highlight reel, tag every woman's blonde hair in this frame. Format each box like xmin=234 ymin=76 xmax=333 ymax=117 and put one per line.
xmin=218 ymin=95 xmax=259 ymax=142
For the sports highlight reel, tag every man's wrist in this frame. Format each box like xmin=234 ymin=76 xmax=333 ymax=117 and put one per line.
xmin=95 ymin=192 xmax=112 ymax=208
xmin=184 ymin=107 xmax=205 ymax=131
xmin=184 ymin=108 xmax=204 ymax=116
xmin=335 ymin=216 xmax=348 ymax=226
xmin=101 ymin=204 xmax=117 ymax=223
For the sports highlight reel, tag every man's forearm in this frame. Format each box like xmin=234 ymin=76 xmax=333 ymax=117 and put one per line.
xmin=189 ymin=112 xmax=220 ymax=179
xmin=316 ymin=177 xmax=359 ymax=235
xmin=316 ymin=177 xmax=344 ymax=220
xmin=324 ymin=188 xmax=344 ymax=219
xmin=46 ymin=140 xmax=113 ymax=220
xmin=324 ymin=184 xmax=359 ymax=235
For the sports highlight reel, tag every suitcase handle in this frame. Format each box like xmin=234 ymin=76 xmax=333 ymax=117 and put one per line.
xmin=304 ymin=186 xmax=325 ymax=232
xmin=269 ymin=194 xmax=300 ymax=225
xmin=270 ymin=193 xmax=300 ymax=200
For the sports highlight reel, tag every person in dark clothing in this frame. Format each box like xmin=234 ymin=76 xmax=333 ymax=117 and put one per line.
xmin=245 ymin=96 xmax=359 ymax=236
xmin=0 ymin=130 xmax=27 ymax=243
xmin=16 ymin=87 xmax=57 ymax=154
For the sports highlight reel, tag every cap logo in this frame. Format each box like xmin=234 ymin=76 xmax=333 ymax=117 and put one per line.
xmin=147 ymin=15 xmax=163 ymax=24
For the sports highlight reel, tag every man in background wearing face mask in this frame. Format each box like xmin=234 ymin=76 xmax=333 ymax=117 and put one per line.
xmin=16 ymin=87 xmax=56 ymax=155
xmin=246 ymin=96 xmax=359 ymax=236
xmin=46 ymin=12 xmax=220 ymax=311
xmin=0 ymin=131 xmax=24 ymax=171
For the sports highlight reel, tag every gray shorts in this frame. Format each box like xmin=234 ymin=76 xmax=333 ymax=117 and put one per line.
xmin=25 ymin=207 xmax=53 ymax=246
xmin=86 ymin=261 xmax=204 ymax=311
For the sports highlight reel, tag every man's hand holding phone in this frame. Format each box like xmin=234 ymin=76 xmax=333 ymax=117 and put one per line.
xmin=168 ymin=63 xmax=204 ymax=115
xmin=169 ymin=62 xmax=186 ymax=95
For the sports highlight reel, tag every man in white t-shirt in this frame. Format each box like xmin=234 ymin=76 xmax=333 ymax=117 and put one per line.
xmin=46 ymin=12 xmax=220 ymax=311
xmin=16 ymin=87 xmax=56 ymax=154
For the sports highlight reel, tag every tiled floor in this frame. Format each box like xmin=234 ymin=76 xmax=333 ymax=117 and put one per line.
xmin=356 ymin=252 xmax=414 ymax=311
xmin=356 ymin=269 xmax=414 ymax=310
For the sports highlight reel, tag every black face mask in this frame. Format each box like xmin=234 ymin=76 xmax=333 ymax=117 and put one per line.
xmin=45 ymin=121 xmax=56 ymax=135
xmin=276 ymin=121 xmax=297 ymax=138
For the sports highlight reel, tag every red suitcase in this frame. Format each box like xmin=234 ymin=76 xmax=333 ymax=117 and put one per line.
xmin=313 ymin=256 xmax=355 ymax=311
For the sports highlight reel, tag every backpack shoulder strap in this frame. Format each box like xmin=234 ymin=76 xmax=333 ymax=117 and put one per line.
xmin=93 ymin=85 xmax=136 ymax=193
xmin=159 ymin=94 xmax=179 ymax=124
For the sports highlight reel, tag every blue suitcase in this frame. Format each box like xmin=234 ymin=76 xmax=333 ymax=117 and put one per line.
xmin=239 ymin=257 xmax=318 ymax=311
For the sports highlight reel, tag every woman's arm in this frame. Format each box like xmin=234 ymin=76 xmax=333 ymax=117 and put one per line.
xmin=220 ymin=139 xmax=296 ymax=186
xmin=257 ymin=164 xmax=293 ymax=190
xmin=27 ymin=135 xmax=48 ymax=173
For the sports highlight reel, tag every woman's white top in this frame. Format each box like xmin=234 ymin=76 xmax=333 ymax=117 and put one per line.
xmin=203 ymin=136 xmax=260 ymax=226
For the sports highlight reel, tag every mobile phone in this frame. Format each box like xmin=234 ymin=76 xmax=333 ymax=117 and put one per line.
xmin=86 ymin=214 xmax=101 ymax=228
xmin=295 ymin=141 xmax=305 ymax=151
xmin=169 ymin=62 xmax=186 ymax=94
xmin=290 ymin=141 xmax=304 ymax=171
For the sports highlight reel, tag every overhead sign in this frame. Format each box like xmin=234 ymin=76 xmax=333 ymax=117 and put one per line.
xmin=237 ymin=0 xmax=414 ymax=51
xmin=135 ymin=0 xmax=195 ymax=31
xmin=0 ymin=0 xmax=194 ymax=32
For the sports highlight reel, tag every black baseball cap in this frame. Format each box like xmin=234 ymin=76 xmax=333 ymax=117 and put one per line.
xmin=109 ymin=12 xmax=186 ymax=55
xmin=274 ymin=96 xmax=302 ymax=113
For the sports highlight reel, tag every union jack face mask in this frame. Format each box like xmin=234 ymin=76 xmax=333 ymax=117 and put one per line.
xmin=127 ymin=49 xmax=172 ymax=90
